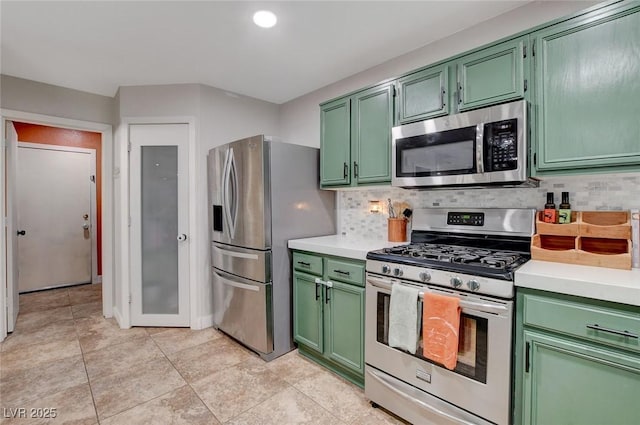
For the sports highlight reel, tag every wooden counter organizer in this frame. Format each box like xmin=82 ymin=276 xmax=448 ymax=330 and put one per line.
xmin=531 ymin=211 xmax=632 ymax=270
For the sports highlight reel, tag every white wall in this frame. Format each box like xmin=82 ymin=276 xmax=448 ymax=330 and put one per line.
xmin=0 ymin=75 xmax=114 ymax=124
xmin=278 ymin=0 xmax=599 ymax=147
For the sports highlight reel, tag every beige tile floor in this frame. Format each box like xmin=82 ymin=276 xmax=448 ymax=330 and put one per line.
xmin=0 ymin=284 xmax=407 ymax=424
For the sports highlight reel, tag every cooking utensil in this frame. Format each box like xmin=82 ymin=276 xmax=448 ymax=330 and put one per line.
xmin=387 ymin=198 xmax=396 ymax=218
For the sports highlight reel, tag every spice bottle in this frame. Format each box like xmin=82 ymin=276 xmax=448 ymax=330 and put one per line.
xmin=558 ymin=192 xmax=571 ymax=224
xmin=543 ymin=192 xmax=557 ymax=223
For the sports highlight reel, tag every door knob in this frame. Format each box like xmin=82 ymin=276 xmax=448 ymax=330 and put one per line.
xmin=17 ymin=230 xmax=26 ymax=236
xmin=82 ymin=223 xmax=90 ymax=230
xmin=177 ymin=234 xmax=188 ymax=242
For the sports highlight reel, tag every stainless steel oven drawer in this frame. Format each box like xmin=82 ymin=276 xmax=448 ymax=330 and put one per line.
xmin=365 ymin=366 xmax=493 ymax=425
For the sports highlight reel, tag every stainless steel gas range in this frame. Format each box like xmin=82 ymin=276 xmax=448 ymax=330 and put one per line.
xmin=365 ymin=208 xmax=535 ymax=425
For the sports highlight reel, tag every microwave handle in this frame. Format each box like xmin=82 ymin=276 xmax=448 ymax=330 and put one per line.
xmin=476 ymin=125 xmax=485 ymax=174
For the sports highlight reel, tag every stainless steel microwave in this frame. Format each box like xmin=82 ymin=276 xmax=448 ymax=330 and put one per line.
xmin=392 ymin=100 xmax=532 ymax=188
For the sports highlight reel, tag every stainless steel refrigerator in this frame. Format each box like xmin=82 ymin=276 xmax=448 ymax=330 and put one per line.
xmin=208 ymin=135 xmax=335 ymax=361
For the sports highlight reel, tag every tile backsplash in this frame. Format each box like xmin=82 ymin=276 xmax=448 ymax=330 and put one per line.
xmin=338 ymin=172 xmax=640 ymax=240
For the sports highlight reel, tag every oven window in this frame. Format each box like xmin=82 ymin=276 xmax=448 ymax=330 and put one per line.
xmin=395 ymin=126 xmax=477 ymax=177
xmin=376 ymin=293 xmax=488 ymax=383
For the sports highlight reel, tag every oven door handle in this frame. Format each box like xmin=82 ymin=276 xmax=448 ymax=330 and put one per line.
xmin=366 ymin=368 xmax=480 ymax=425
xmin=366 ymin=276 xmax=508 ymax=314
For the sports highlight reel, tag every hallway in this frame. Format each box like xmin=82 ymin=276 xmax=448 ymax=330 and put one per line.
xmin=0 ymin=284 xmax=404 ymax=424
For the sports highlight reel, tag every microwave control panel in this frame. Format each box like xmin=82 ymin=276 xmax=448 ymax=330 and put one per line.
xmin=484 ymin=119 xmax=518 ymax=172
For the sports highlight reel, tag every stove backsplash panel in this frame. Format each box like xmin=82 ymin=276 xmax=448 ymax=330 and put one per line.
xmin=338 ymin=172 xmax=640 ymax=239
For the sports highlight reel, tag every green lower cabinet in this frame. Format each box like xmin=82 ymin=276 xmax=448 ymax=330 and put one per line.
xmin=293 ymin=271 xmax=323 ymax=353
xmin=522 ymin=330 xmax=640 ymax=425
xmin=325 ymin=281 xmax=364 ymax=375
xmin=292 ymin=251 xmax=365 ymax=387
xmin=515 ymin=288 xmax=640 ymax=425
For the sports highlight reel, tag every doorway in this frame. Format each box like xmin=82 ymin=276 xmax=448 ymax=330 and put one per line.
xmin=129 ymin=123 xmax=190 ymax=327
xmin=1 ymin=111 xmax=113 ymax=340
xmin=17 ymin=143 xmax=96 ymax=292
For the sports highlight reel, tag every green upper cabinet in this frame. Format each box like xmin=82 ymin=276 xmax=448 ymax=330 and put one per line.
xmin=396 ymin=64 xmax=449 ymax=124
xmin=320 ymin=97 xmax=351 ymax=186
xmin=320 ymin=82 xmax=393 ymax=188
xmin=532 ymin=4 xmax=640 ymax=173
xmin=456 ymin=36 xmax=528 ymax=111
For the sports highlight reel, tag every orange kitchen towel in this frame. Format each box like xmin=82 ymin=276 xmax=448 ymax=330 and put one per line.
xmin=422 ymin=292 xmax=461 ymax=370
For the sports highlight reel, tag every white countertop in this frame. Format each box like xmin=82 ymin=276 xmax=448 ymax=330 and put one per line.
xmin=515 ymin=260 xmax=640 ymax=306
xmin=288 ymin=235 xmax=406 ymax=261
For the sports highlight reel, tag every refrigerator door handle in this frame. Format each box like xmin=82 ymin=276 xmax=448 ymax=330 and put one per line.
xmin=222 ymin=148 xmax=236 ymax=238
xmin=228 ymin=147 xmax=239 ymax=236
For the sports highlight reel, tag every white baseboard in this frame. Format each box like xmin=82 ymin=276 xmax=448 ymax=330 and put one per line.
xmin=112 ymin=306 xmax=129 ymax=329
xmin=192 ymin=314 xmax=214 ymax=330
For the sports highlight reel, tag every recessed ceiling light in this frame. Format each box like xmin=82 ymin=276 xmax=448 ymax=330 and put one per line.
xmin=253 ymin=10 xmax=277 ymax=28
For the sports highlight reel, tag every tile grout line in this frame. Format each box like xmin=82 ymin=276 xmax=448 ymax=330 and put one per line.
xmin=147 ymin=330 xmax=225 ymax=424
xmin=73 ymin=299 xmax=102 ymax=425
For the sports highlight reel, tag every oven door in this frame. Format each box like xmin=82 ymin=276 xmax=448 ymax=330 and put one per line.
xmin=365 ymin=273 xmax=513 ymax=425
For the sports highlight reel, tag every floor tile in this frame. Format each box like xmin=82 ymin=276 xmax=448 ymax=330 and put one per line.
xmin=351 ymin=408 xmax=410 ymax=425
xmin=90 ymin=357 xmax=185 ymax=419
xmin=166 ymin=336 xmax=254 ymax=383
xmin=191 ymin=360 xmax=289 ymax=423
xmin=226 ymin=386 xmax=343 ymax=425
xmin=0 ymin=319 xmax=77 ymax=353
xmin=0 ymin=383 xmax=97 ymax=425
xmin=150 ymin=327 xmax=222 ymax=355
xmin=0 ymin=337 xmax=82 ymax=373
xmin=13 ymin=306 xmax=73 ymax=333
xmin=68 ymin=284 xmax=102 ymax=306
xmin=83 ymin=336 xmax=164 ymax=380
xmin=71 ymin=301 xmax=103 ymax=319
xmin=100 ymin=385 xmax=218 ymax=425
xmin=0 ymin=355 xmax=88 ymax=405
xmin=76 ymin=316 xmax=147 ymax=353
xmin=145 ymin=327 xmax=174 ymax=335
xmin=294 ymin=369 xmax=372 ymax=423
xmin=264 ymin=350 xmax=325 ymax=385
xmin=18 ymin=288 xmax=70 ymax=314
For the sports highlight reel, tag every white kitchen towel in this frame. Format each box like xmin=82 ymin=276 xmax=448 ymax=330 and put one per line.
xmin=388 ymin=283 xmax=420 ymax=354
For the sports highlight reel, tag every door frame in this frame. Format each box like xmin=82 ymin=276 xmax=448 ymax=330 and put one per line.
xmin=0 ymin=109 xmax=113 ymax=342
xmin=119 ymin=116 xmax=197 ymax=329
xmin=17 ymin=142 xmax=99 ymax=287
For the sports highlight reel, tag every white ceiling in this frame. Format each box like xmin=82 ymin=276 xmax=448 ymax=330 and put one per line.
xmin=1 ymin=1 xmax=530 ymax=104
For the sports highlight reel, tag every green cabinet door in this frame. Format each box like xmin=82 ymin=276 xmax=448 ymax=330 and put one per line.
xmin=533 ymin=5 xmax=640 ymax=172
xmin=324 ymin=281 xmax=365 ymax=375
xmin=522 ymin=330 xmax=640 ymax=425
xmin=351 ymin=83 xmax=394 ymax=185
xmin=320 ymin=97 xmax=351 ymax=186
xmin=457 ymin=36 xmax=527 ymax=111
xmin=293 ymin=271 xmax=323 ymax=354
xmin=397 ymin=64 xmax=449 ymax=124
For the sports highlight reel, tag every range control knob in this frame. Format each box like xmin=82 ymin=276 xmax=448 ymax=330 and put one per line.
xmin=381 ymin=265 xmax=391 ymax=274
xmin=450 ymin=277 xmax=463 ymax=288
xmin=419 ymin=272 xmax=431 ymax=282
xmin=393 ymin=268 xmax=403 ymax=277
xmin=467 ymin=280 xmax=480 ymax=291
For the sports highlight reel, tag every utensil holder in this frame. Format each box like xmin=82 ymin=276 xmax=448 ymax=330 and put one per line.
xmin=388 ymin=218 xmax=407 ymax=242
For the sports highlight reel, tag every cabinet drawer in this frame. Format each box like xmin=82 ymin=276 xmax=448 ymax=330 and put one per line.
xmin=293 ymin=252 xmax=323 ymax=276
xmin=523 ymin=293 xmax=640 ymax=353
xmin=326 ymin=259 xmax=364 ymax=287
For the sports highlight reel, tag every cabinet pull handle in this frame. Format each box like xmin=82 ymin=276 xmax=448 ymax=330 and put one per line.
xmin=586 ymin=324 xmax=639 ymax=339
xmin=525 ymin=341 xmax=530 ymax=373
xmin=325 ymin=285 xmax=331 ymax=304
xmin=315 ymin=280 xmax=321 ymax=300
xmin=353 ymin=161 xmax=359 ymax=178
xmin=297 ymin=261 xmax=310 ymax=267
xmin=458 ymin=83 xmax=463 ymax=105
xmin=343 ymin=162 xmax=348 ymax=179
xmin=333 ymin=269 xmax=350 ymax=276
xmin=440 ymin=88 xmax=445 ymax=109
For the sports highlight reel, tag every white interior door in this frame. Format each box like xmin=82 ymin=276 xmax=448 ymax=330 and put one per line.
xmin=17 ymin=144 xmax=94 ymax=292
xmin=5 ymin=122 xmax=19 ymax=331
xmin=129 ymin=123 xmax=189 ymax=327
